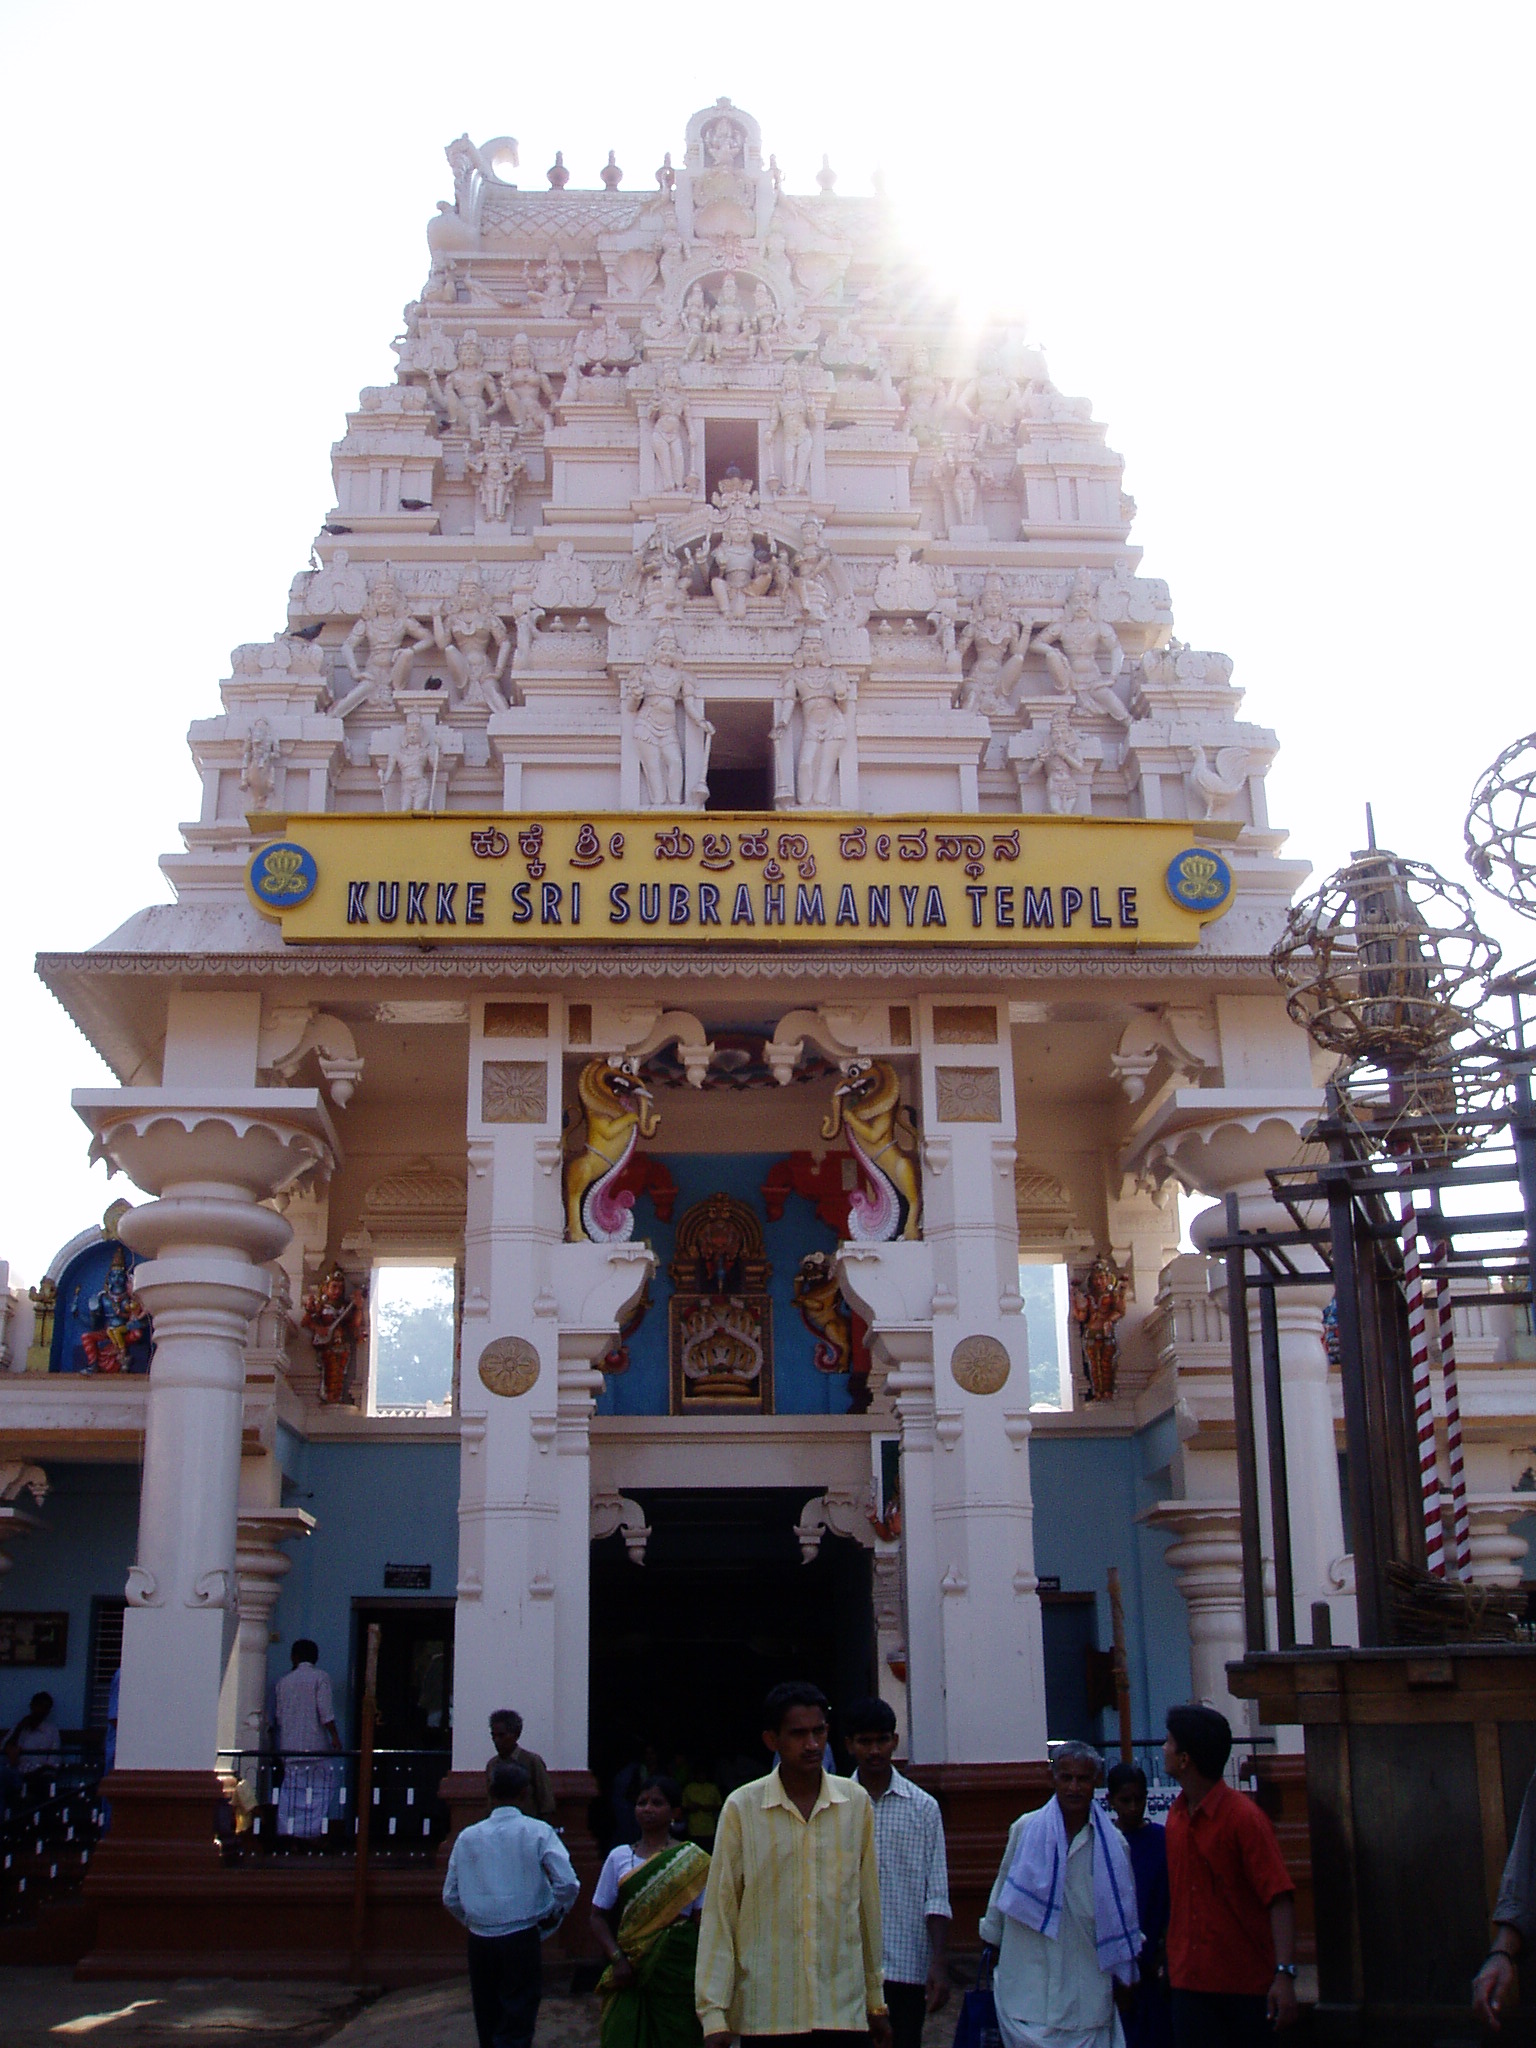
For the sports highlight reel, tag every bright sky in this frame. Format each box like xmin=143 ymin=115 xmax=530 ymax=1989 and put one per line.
xmin=1 ymin=2 xmax=1532 ymax=1286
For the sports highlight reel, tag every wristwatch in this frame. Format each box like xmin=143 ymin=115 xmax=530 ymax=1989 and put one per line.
xmin=1273 ymin=1964 xmax=1298 ymax=1979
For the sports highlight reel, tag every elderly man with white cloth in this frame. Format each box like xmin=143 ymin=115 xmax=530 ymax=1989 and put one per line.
xmin=979 ymin=1743 xmax=1142 ymax=2048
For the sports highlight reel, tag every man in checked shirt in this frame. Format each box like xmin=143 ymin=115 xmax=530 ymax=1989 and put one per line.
xmin=845 ymin=1697 xmax=952 ymax=2048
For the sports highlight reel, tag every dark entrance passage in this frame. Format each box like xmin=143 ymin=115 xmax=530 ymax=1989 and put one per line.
xmin=589 ymin=1488 xmax=875 ymax=1844
xmin=351 ymin=1598 xmax=455 ymax=1750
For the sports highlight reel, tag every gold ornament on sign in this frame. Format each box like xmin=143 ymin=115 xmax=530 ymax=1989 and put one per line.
xmin=478 ymin=1336 xmax=541 ymax=1397
xmin=950 ymin=1334 xmax=1010 ymax=1395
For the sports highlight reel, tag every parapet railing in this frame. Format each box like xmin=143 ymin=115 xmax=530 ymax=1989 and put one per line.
xmin=215 ymin=1745 xmax=453 ymax=1861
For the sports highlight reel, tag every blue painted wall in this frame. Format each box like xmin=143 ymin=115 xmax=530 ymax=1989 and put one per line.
xmin=0 ymin=1462 xmax=138 ymax=1733
xmin=1030 ymin=1421 xmax=1191 ymax=1741
xmin=596 ymin=1152 xmax=853 ymax=1418
xmin=271 ymin=1438 xmax=460 ymax=1743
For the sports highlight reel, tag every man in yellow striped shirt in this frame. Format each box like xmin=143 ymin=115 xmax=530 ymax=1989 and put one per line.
xmin=697 ymin=1682 xmax=892 ymax=2048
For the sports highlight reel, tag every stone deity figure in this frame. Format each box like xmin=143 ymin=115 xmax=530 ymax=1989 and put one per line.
xmin=772 ymin=363 xmax=815 ymax=496
xmin=939 ymin=436 xmax=982 ymax=530
xmin=529 ymin=247 xmax=577 ymax=317
xmin=776 ymin=631 xmax=851 ymax=808
xmin=1071 ymin=1253 xmax=1128 ymax=1403
xmin=302 ymin=1265 xmax=368 ymax=1407
xmin=709 ymin=493 xmax=771 ymax=618
xmin=957 ymin=363 xmax=1025 ymax=452
xmin=957 ymin=573 xmax=1026 ymax=716
xmin=427 ymin=331 xmax=501 ymax=438
xmin=240 ymin=718 xmax=280 ymax=811
xmin=623 ymin=627 xmax=713 ymax=807
xmin=1039 ymin=711 xmax=1089 ymax=814
xmin=790 ymin=518 xmax=836 ymax=621
xmin=379 ymin=712 xmax=442 ymax=812
xmin=658 ymin=231 xmax=687 ymax=296
xmin=501 ymin=334 xmax=555 ymax=435
xmin=78 ymin=1248 xmax=153 ymax=1374
xmin=709 ymin=274 xmax=750 ymax=358
xmin=750 ymin=283 xmax=779 ymax=359
xmin=433 ymin=570 xmax=513 ymax=712
xmin=648 ymin=374 xmax=693 ymax=493
xmin=1030 ymin=567 xmax=1131 ymax=725
xmin=682 ymin=285 xmax=714 ymax=363
xmin=334 ymin=573 xmax=435 ymax=716
xmin=899 ymin=348 xmax=952 ymax=446
xmin=467 ymin=422 xmax=524 ymax=527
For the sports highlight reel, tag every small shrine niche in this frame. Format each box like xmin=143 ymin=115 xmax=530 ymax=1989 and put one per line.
xmin=667 ymin=1192 xmax=773 ymax=1414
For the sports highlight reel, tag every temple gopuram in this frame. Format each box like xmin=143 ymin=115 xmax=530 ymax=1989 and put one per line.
xmin=6 ymin=98 xmax=1534 ymax=1977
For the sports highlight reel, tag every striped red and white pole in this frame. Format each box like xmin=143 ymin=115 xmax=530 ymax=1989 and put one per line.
xmin=1430 ymin=1233 xmax=1473 ymax=1581
xmin=1401 ymin=1196 xmax=1446 ymax=1577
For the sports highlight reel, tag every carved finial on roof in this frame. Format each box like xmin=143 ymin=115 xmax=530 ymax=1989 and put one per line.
xmin=817 ymin=154 xmax=837 ymax=197
xmin=601 ymin=151 xmax=623 ymax=191
xmin=547 ymin=151 xmax=569 ymax=190
xmin=656 ymin=152 xmax=676 ymax=194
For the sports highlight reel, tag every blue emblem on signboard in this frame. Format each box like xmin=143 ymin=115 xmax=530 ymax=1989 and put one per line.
xmin=249 ymin=841 xmax=318 ymax=908
xmin=1165 ymin=847 xmax=1232 ymax=914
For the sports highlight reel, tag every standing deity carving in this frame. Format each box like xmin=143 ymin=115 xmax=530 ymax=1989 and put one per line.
xmin=1071 ymin=1253 xmax=1128 ymax=1402
xmin=333 ymin=571 xmax=435 ymax=716
xmin=1038 ymin=711 xmax=1090 ymax=814
xmin=433 ymin=569 xmax=513 ymax=712
xmin=302 ymin=1265 xmax=369 ymax=1407
xmin=427 ymin=331 xmax=501 ymax=437
xmin=240 ymin=719 xmax=280 ymax=811
xmin=1031 ymin=568 xmax=1130 ymax=725
xmin=789 ymin=518 xmax=835 ymax=621
xmin=899 ymin=348 xmax=953 ymax=446
xmin=957 ymin=573 xmax=1026 ymax=716
xmin=771 ymin=363 xmax=815 ymax=496
xmin=467 ymin=422 xmax=524 ymax=527
xmin=775 ymin=628 xmax=852 ymax=809
xmin=647 ymin=372 xmax=694 ymax=494
xmin=623 ymin=626 xmax=713 ymax=808
xmin=378 ymin=712 xmax=445 ymax=812
xmin=937 ymin=436 xmax=983 ymax=532
xmin=501 ymin=334 xmax=555 ymax=435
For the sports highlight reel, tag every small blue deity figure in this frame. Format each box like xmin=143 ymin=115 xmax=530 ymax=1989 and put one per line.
xmin=77 ymin=1246 xmax=153 ymax=1373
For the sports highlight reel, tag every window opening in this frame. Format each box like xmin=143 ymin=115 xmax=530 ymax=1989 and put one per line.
xmin=703 ymin=700 xmax=774 ymax=812
xmin=1019 ymin=1259 xmax=1074 ymax=1411
xmin=369 ymin=1263 xmax=457 ymax=1416
xmin=86 ymin=1597 xmax=126 ymax=1727
xmin=704 ymin=419 xmax=759 ymax=501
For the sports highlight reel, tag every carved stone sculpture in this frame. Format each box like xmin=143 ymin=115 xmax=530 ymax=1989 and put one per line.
xmin=467 ymin=422 xmax=524 ymax=527
xmin=378 ymin=712 xmax=444 ymax=812
xmin=1031 ymin=568 xmax=1130 ymax=725
xmin=1039 ymin=711 xmax=1090 ymax=815
xmin=957 ymin=573 xmax=1026 ymax=716
xmin=240 ymin=719 xmax=280 ymax=811
xmin=873 ymin=544 xmax=938 ymax=613
xmin=433 ymin=569 xmax=512 ymax=712
xmin=528 ymin=246 xmax=577 ymax=317
xmin=775 ymin=628 xmax=851 ymax=809
xmin=957 ymin=364 xmax=1026 ymax=453
xmin=427 ymin=331 xmax=501 ymax=437
xmin=789 ymin=518 xmax=835 ymax=621
xmin=1071 ymin=1253 xmax=1128 ymax=1402
xmin=624 ymin=626 xmax=712 ymax=807
xmin=333 ymin=571 xmax=435 ymax=716
xmin=938 ymin=436 xmax=983 ymax=531
xmin=772 ymin=363 xmax=815 ymax=495
xmin=821 ymin=1059 xmax=921 ymax=1241
xmin=647 ymin=372 xmax=693 ymax=493
xmin=302 ymin=1265 xmax=368 ymax=1407
xmin=565 ymin=1058 xmax=660 ymax=1242
xmin=709 ymin=488 xmax=770 ymax=617
xmin=501 ymin=334 xmax=555 ymax=435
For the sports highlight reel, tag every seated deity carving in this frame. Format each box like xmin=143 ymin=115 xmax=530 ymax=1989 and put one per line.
xmin=433 ymin=569 xmax=513 ymax=713
xmin=427 ymin=331 xmax=501 ymax=438
xmin=957 ymin=573 xmax=1026 ymax=718
xmin=332 ymin=570 xmax=435 ymax=717
xmin=527 ymin=246 xmax=578 ymax=317
xmin=1030 ymin=567 xmax=1131 ymax=725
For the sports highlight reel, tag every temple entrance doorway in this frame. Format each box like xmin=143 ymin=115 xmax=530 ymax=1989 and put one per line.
xmin=350 ymin=1597 xmax=454 ymax=1752
xmin=589 ymin=1487 xmax=874 ymax=1848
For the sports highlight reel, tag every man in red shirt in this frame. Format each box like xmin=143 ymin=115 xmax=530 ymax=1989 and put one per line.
xmin=1162 ymin=1704 xmax=1297 ymax=2045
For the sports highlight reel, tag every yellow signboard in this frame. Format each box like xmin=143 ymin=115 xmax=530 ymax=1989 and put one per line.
xmin=247 ymin=813 xmax=1237 ymax=947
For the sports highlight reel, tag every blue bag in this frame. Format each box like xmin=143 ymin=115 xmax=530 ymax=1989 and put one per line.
xmin=951 ymin=1945 xmax=1000 ymax=2048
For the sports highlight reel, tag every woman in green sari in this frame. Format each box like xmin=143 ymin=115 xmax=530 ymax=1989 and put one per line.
xmin=591 ymin=1776 xmax=710 ymax=2048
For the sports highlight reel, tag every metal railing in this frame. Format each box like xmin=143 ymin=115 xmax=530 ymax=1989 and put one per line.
xmin=1 ymin=1748 xmax=105 ymax=1923
xmin=215 ymin=1747 xmax=452 ymax=1861
xmin=1046 ymin=1735 xmax=1278 ymax=1817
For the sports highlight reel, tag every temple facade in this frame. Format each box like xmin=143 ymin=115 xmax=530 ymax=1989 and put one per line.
xmin=6 ymin=97 xmax=1535 ymax=1964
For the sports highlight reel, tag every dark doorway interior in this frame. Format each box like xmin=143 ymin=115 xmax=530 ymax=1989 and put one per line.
xmin=351 ymin=1599 xmax=455 ymax=1751
xmin=589 ymin=1488 xmax=874 ymax=1840
xmin=704 ymin=419 xmax=760 ymax=500
xmin=1040 ymin=1590 xmax=1105 ymax=1745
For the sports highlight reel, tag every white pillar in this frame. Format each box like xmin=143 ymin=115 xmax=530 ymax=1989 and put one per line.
xmin=227 ymin=1509 xmax=315 ymax=1755
xmin=1465 ymin=1495 xmax=1534 ymax=1588
xmin=1142 ymin=1502 xmax=1251 ymax=1734
xmin=72 ymin=1088 xmax=336 ymax=1773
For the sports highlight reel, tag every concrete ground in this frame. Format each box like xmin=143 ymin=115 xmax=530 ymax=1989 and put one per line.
xmin=2 ymin=1974 xmax=974 ymax=2048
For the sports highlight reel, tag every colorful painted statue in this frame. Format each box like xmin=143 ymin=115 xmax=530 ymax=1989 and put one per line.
xmin=822 ymin=1059 xmax=921 ymax=1241
xmin=1071 ymin=1253 xmax=1129 ymax=1402
xmin=301 ymin=1265 xmax=369 ymax=1406
xmin=791 ymin=1251 xmax=852 ymax=1374
xmin=77 ymin=1248 xmax=153 ymax=1373
xmin=565 ymin=1058 xmax=661 ymax=1242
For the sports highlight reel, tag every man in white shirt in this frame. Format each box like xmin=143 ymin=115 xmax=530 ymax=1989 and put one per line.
xmin=443 ymin=1757 xmax=581 ymax=2048
xmin=845 ymin=1695 xmax=952 ymax=2048
xmin=6 ymin=1691 xmax=62 ymax=1778
xmin=272 ymin=1639 xmax=341 ymax=1841
xmin=980 ymin=1743 xmax=1141 ymax=2048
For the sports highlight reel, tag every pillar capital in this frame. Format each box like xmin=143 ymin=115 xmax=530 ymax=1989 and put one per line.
xmin=1143 ymin=1499 xmax=1252 ymax=1732
xmin=73 ymin=1088 xmax=338 ymax=1203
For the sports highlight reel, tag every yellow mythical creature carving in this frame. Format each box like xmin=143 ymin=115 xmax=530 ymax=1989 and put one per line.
xmin=821 ymin=1058 xmax=921 ymax=1240
xmin=792 ymin=1250 xmax=853 ymax=1373
xmin=565 ymin=1058 xmax=660 ymax=1242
